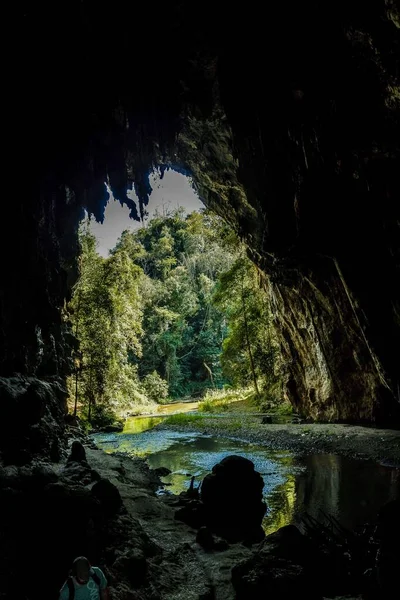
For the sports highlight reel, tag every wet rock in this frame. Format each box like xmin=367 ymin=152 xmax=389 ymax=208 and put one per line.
xmin=152 ymin=466 xmax=171 ymax=477
xmin=91 ymin=478 xmax=123 ymax=517
xmin=201 ymin=455 xmax=266 ymax=543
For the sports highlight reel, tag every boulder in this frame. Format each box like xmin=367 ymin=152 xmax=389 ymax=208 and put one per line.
xmin=67 ymin=439 xmax=87 ymax=463
xmin=200 ymin=455 xmax=266 ymax=543
xmin=232 ymin=525 xmax=326 ymax=599
xmin=91 ymin=478 xmax=123 ymax=517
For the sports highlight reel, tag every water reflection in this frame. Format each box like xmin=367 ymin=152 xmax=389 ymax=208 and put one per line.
xmin=263 ymin=475 xmax=296 ymax=535
xmin=293 ymin=454 xmax=400 ymax=531
xmin=123 ymin=416 xmax=165 ymax=434
xmin=94 ymin=425 xmax=400 ymax=535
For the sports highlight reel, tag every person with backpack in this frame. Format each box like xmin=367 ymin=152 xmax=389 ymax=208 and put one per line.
xmin=59 ymin=556 xmax=109 ymax=600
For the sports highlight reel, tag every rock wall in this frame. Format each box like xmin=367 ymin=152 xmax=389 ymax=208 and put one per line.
xmin=268 ymin=262 xmax=397 ymax=423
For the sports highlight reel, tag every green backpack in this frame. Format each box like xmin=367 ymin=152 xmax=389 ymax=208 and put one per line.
xmin=67 ymin=570 xmax=101 ymax=599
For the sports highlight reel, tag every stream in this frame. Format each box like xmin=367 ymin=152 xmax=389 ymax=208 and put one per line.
xmin=94 ymin=413 xmax=400 ymax=535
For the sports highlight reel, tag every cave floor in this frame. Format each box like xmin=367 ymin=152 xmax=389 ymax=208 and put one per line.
xmin=77 ymin=444 xmax=254 ymax=599
xmin=59 ymin=439 xmax=377 ymax=599
xmin=58 ymin=442 xmax=363 ymax=600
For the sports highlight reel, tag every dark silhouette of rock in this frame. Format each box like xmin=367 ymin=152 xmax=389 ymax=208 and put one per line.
xmin=65 ymin=413 xmax=79 ymax=425
xmin=90 ymin=469 xmax=102 ymax=482
xmin=232 ymin=557 xmax=309 ymax=600
xmin=0 ymin=377 xmax=66 ymax=465
xmin=375 ymin=499 xmax=400 ymax=594
xmin=91 ymin=478 xmax=123 ymax=517
xmin=113 ymin=549 xmax=147 ymax=587
xmin=61 ymin=460 xmax=93 ymax=484
xmin=67 ymin=439 xmax=87 ymax=463
xmin=175 ymin=499 xmax=206 ymax=529
xmin=196 ymin=526 xmax=214 ymax=551
xmin=153 ymin=466 xmax=172 ymax=477
xmin=200 ymin=455 xmax=266 ymax=543
xmin=232 ymin=525 xmax=324 ymax=599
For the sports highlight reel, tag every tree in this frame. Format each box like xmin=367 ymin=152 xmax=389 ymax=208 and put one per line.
xmin=68 ymin=223 xmax=144 ymax=421
xmin=213 ymin=251 xmax=280 ymax=400
xmin=129 ymin=209 xmax=235 ymax=397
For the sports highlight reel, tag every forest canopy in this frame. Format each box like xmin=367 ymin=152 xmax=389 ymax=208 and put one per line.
xmin=67 ymin=209 xmax=281 ymax=425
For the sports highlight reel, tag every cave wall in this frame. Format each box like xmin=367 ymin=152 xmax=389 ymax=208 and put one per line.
xmin=3 ymin=0 xmax=399 ymax=454
xmin=214 ymin=0 xmax=400 ymax=422
xmin=268 ymin=262 xmax=395 ymax=423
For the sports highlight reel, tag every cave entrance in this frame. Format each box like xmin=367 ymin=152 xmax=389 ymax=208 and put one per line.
xmin=69 ymin=170 xmax=283 ymax=428
xmin=89 ymin=171 xmax=204 ymax=257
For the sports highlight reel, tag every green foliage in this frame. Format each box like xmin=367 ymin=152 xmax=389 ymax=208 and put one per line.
xmin=163 ymin=413 xmax=205 ymax=426
xmin=130 ymin=209 xmax=236 ymax=398
xmin=81 ymin=402 xmax=116 ymax=429
xmin=142 ymin=371 xmax=169 ymax=402
xmin=68 ymin=206 xmax=283 ymax=418
xmin=213 ymin=251 xmax=282 ymax=398
xmin=68 ymin=223 xmax=144 ymax=420
xmin=198 ymin=387 xmax=251 ymax=413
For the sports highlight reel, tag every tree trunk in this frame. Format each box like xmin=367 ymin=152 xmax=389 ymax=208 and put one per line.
xmin=88 ymin=364 xmax=93 ymax=423
xmin=241 ymin=278 xmax=260 ymax=397
xmin=203 ymin=361 xmax=215 ymax=388
xmin=74 ymin=365 xmax=79 ymax=417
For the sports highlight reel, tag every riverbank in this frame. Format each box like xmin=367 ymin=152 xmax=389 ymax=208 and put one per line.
xmin=83 ymin=439 xmax=365 ymax=600
xmin=156 ymin=412 xmax=400 ymax=464
xmin=71 ymin=441 xmax=257 ymax=600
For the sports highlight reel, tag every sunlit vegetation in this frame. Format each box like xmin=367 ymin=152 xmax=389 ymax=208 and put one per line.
xmin=198 ymin=387 xmax=252 ymax=413
xmin=163 ymin=413 xmax=205 ymax=426
xmin=67 ymin=207 xmax=283 ymax=426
